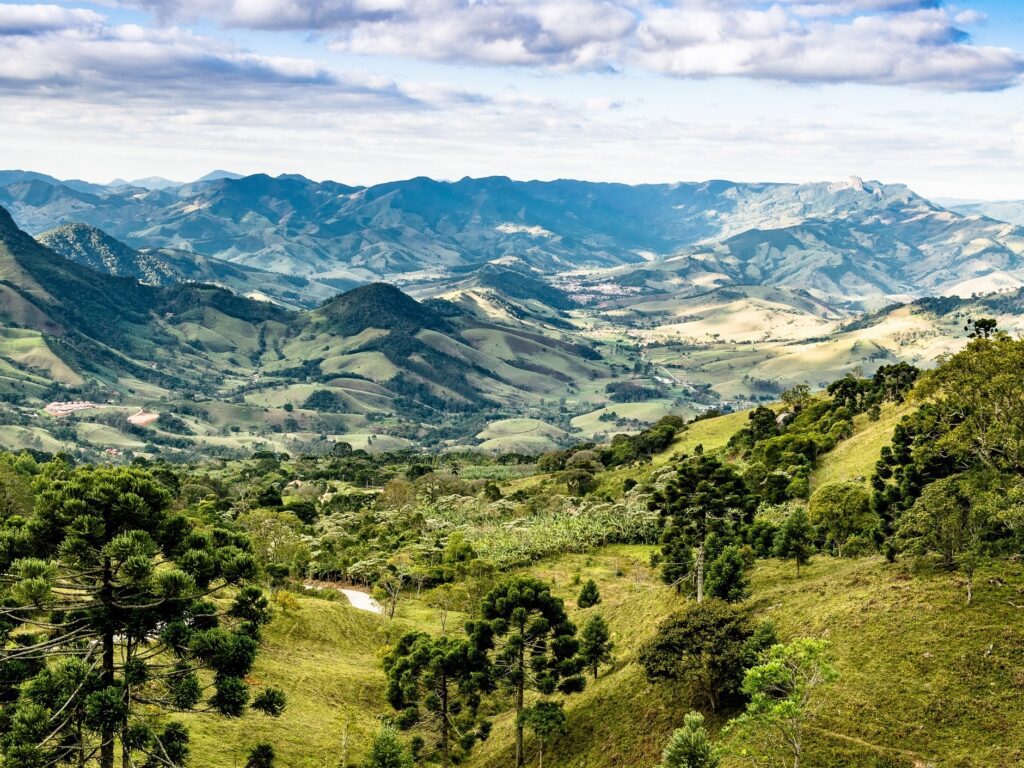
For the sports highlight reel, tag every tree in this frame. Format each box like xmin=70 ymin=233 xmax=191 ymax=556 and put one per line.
xmin=579 ymin=615 xmax=614 ymax=679
xmin=425 ymin=583 xmax=461 ymax=634
xmin=563 ymin=469 xmax=595 ymax=497
xmin=780 ymin=385 xmax=812 ymax=413
xmin=895 ymin=472 xmax=1009 ymax=604
xmin=237 ymin=508 xmax=311 ymax=576
xmin=652 ymin=456 xmax=757 ymax=602
xmin=808 ymin=482 xmax=877 ymax=557
xmin=577 ymin=579 xmax=601 ymax=608
xmin=639 ymin=600 xmax=775 ymax=712
xmin=374 ymin=562 xmax=411 ymax=620
xmin=914 ymin=336 xmax=1024 ymax=474
xmin=728 ymin=638 xmax=837 ymax=768
xmin=383 ymin=631 xmax=492 ymax=767
xmin=0 ymin=466 xmax=283 ymax=768
xmin=964 ymin=317 xmax=998 ymax=339
xmin=659 ymin=711 xmax=722 ymax=768
xmin=705 ymin=545 xmax=750 ymax=603
xmin=773 ymin=509 xmax=813 ymax=576
xmin=518 ymin=701 xmax=566 ymax=768
xmin=246 ymin=743 xmax=276 ymax=768
xmin=470 ymin=577 xmax=585 ymax=768
xmin=362 ymin=723 xmax=414 ymax=768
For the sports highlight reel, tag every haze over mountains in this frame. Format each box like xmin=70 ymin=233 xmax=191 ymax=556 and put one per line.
xmin=4 ymin=171 xmax=1024 ymax=304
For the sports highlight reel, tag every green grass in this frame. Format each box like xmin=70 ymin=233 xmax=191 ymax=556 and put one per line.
xmin=738 ymin=556 xmax=1024 ymax=767
xmin=654 ymin=407 xmax=757 ymax=464
xmin=810 ymin=401 xmax=911 ymax=490
xmin=476 ymin=552 xmax=1024 ymax=768
xmin=185 ymin=594 xmax=404 ymax=767
xmin=571 ymin=400 xmax=685 ymax=438
xmin=176 ymin=545 xmax=1024 ymax=768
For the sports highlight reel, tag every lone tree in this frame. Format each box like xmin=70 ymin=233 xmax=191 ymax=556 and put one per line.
xmin=579 ymin=615 xmax=614 ymax=679
xmin=639 ymin=600 xmax=775 ymax=712
xmin=659 ymin=711 xmax=722 ymax=768
xmin=518 ymin=701 xmax=566 ymax=768
xmin=895 ymin=472 xmax=1008 ymax=604
xmin=808 ymin=482 xmax=876 ymax=557
xmin=470 ymin=576 xmax=586 ymax=768
xmin=964 ymin=317 xmax=998 ymax=339
xmin=704 ymin=545 xmax=750 ymax=603
xmin=728 ymin=638 xmax=837 ymax=768
xmin=773 ymin=508 xmax=814 ymax=576
xmin=0 ymin=466 xmax=284 ymax=768
xmin=652 ymin=456 xmax=757 ymax=601
xmin=362 ymin=723 xmax=414 ymax=768
xmin=577 ymin=579 xmax=601 ymax=608
xmin=246 ymin=743 xmax=276 ymax=768
xmin=383 ymin=631 xmax=493 ymax=767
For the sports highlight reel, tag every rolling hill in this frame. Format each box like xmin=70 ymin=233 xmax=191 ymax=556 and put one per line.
xmin=0 ymin=206 xmax=619 ymax=456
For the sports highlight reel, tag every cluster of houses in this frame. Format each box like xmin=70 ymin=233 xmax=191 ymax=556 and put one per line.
xmin=43 ymin=401 xmax=104 ymax=417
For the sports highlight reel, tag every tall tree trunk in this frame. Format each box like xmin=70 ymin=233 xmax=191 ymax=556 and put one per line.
xmin=695 ymin=542 xmax=705 ymax=603
xmin=515 ymin=637 xmax=525 ymax=768
xmin=440 ymin=677 xmax=449 ymax=768
xmin=122 ymin=637 xmax=133 ymax=768
xmin=100 ymin=557 xmax=115 ymax=768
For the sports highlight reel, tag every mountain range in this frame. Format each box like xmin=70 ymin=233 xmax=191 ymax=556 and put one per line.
xmin=4 ymin=172 xmax=1023 ymax=303
xmin=2 ymin=168 xmax=1024 ymax=458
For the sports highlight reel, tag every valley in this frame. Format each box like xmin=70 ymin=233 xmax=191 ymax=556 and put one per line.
xmin=2 ymin=172 xmax=1024 ymax=462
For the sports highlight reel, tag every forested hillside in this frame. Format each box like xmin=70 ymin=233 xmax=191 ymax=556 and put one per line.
xmin=2 ymin=329 xmax=1021 ymax=767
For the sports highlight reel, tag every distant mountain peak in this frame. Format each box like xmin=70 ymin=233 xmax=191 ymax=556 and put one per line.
xmin=109 ymin=176 xmax=183 ymax=190
xmin=194 ymin=170 xmax=244 ymax=183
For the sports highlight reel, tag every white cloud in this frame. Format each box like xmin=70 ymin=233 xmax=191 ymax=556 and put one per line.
xmin=0 ymin=4 xmax=103 ymax=34
xmin=635 ymin=5 xmax=1022 ymax=91
xmin=89 ymin=0 xmax=1024 ymax=90
xmin=0 ymin=6 xmax=441 ymax=108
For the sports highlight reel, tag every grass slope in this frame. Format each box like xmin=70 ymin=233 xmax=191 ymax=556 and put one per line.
xmin=194 ymin=548 xmax=1024 ymax=768
xmin=810 ymin=401 xmax=911 ymax=489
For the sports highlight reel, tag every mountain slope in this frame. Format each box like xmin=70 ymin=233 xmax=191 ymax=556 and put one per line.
xmin=38 ymin=223 xmax=178 ymax=286
xmin=945 ymin=199 xmax=1024 ymax=227
xmin=0 ymin=207 xmax=613 ymax=440
xmin=37 ymin=222 xmax=341 ymax=307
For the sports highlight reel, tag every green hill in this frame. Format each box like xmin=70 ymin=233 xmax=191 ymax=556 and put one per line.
xmin=175 ymin=545 xmax=1024 ymax=768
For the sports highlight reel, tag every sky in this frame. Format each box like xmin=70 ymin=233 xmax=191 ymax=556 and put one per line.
xmin=0 ymin=0 xmax=1023 ymax=199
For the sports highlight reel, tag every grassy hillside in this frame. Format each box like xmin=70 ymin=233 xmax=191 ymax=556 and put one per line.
xmin=810 ymin=401 xmax=912 ymax=490
xmin=187 ymin=547 xmax=1024 ymax=768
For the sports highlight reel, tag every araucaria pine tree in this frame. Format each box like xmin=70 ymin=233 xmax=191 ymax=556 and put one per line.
xmin=579 ymin=615 xmax=614 ymax=679
xmin=0 ymin=465 xmax=284 ymax=768
xmin=773 ymin=508 xmax=814 ymax=576
xmin=576 ymin=579 xmax=601 ymax=608
xmin=362 ymin=723 xmax=414 ymax=768
xmin=471 ymin=576 xmax=586 ymax=768
xmin=660 ymin=711 xmax=722 ymax=768
xmin=652 ymin=456 xmax=757 ymax=601
xmin=383 ymin=631 xmax=492 ymax=766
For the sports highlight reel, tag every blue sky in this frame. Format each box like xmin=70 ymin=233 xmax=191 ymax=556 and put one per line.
xmin=0 ymin=0 xmax=1022 ymax=199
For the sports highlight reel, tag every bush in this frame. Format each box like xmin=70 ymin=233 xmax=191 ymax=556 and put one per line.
xmin=577 ymin=579 xmax=601 ymax=608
